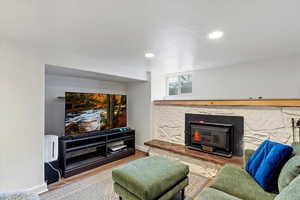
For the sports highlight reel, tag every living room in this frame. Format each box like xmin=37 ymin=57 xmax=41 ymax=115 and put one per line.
xmin=1 ymin=1 xmax=300 ymax=200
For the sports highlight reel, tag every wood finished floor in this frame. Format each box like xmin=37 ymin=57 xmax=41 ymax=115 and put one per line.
xmin=47 ymin=150 xmax=148 ymax=192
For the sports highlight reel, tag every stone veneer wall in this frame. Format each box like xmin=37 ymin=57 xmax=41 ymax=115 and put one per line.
xmin=153 ymin=105 xmax=300 ymax=150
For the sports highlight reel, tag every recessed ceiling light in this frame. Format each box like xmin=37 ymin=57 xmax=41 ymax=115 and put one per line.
xmin=145 ymin=53 xmax=155 ymax=58
xmin=208 ymin=31 xmax=224 ymax=40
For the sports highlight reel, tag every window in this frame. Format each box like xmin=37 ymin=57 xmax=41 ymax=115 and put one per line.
xmin=166 ymin=72 xmax=192 ymax=96
xmin=167 ymin=76 xmax=180 ymax=96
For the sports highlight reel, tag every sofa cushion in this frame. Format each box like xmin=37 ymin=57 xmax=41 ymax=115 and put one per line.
xmin=245 ymin=140 xmax=293 ymax=191
xmin=112 ymin=156 xmax=189 ymax=200
xmin=210 ymin=164 xmax=277 ymax=200
xmin=244 ymin=149 xmax=255 ymax=168
xmin=275 ymin=175 xmax=300 ymax=200
xmin=292 ymin=142 xmax=300 ymax=155
xmin=197 ymin=187 xmax=242 ymax=200
xmin=278 ymin=155 xmax=300 ymax=192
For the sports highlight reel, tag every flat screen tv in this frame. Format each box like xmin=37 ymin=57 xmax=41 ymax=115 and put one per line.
xmin=64 ymin=92 xmax=127 ymax=135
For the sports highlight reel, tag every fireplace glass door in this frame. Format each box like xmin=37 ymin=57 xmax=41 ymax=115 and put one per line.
xmin=190 ymin=123 xmax=232 ymax=152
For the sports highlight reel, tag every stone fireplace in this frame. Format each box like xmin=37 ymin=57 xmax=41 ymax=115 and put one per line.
xmin=185 ymin=114 xmax=244 ymax=157
xmin=153 ymin=105 xmax=298 ymax=150
xmin=149 ymin=103 xmax=299 ymax=177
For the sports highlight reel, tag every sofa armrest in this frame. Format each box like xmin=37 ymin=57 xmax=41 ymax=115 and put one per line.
xmin=244 ymin=149 xmax=255 ymax=168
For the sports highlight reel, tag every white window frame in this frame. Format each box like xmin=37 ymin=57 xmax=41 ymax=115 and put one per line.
xmin=166 ymin=72 xmax=192 ymax=97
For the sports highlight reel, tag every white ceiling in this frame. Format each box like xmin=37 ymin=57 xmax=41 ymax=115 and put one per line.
xmin=1 ymin=0 xmax=300 ymax=71
xmin=45 ymin=64 xmax=144 ymax=82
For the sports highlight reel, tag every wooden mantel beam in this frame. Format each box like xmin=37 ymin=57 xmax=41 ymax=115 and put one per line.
xmin=153 ymin=99 xmax=300 ymax=107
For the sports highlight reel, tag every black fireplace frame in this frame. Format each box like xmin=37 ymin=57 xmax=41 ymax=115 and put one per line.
xmin=185 ymin=114 xmax=244 ymax=157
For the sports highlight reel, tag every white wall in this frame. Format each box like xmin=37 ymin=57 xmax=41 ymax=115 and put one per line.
xmin=43 ymin=51 xmax=148 ymax=82
xmin=46 ymin=73 xmax=152 ymax=151
xmin=0 ymin=40 xmax=149 ymax=193
xmin=127 ymin=73 xmax=152 ymax=151
xmin=0 ymin=42 xmax=46 ymax=193
xmin=45 ymin=74 xmax=128 ymax=137
xmin=151 ymin=56 xmax=300 ymax=100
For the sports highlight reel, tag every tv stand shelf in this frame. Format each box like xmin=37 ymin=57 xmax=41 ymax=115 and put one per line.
xmin=108 ymin=135 xmax=134 ymax=143
xmin=59 ymin=129 xmax=135 ymax=178
xmin=66 ymin=141 xmax=106 ymax=152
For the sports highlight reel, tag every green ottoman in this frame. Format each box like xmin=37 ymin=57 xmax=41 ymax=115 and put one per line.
xmin=112 ymin=156 xmax=189 ymax=200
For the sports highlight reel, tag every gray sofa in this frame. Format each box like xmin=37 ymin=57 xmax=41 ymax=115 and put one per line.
xmin=197 ymin=143 xmax=300 ymax=200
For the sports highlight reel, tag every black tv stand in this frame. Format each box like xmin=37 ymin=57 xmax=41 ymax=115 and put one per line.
xmin=59 ymin=129 xmax=135 ymax=178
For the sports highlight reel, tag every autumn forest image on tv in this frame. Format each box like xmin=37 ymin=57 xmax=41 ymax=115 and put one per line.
xmin=65 ymin=92 xmax=127 ymax=135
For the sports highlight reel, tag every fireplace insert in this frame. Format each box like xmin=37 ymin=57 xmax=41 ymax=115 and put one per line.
xmin=189 ymin=121 xmax=233 ymax=157
xmin=185 ymin=114 xmax=244 ymax=157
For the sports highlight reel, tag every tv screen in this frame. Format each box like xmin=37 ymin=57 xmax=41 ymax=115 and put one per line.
xmin=111 ymin=94 xmax=127 ymax=128
xmin=64 ymin=92 xmax=127 ymax=135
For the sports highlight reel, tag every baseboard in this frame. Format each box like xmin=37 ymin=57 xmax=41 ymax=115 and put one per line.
xmin=26 ymin=182 xmax=48 ymax=194
xmin=135 ymin=145 xmax=149 ymax=153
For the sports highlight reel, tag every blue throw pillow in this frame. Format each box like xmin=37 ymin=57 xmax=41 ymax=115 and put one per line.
xmin=246 ymin=140 xmax=293 ymax=192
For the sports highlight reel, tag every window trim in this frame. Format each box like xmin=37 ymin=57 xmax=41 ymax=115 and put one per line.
xmin=166 ymin=71 xmax=193 ymax=97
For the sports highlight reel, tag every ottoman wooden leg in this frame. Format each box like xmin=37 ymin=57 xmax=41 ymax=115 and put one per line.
xmin=181 ymin=188 xmax=185 ymax=200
